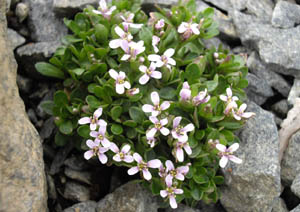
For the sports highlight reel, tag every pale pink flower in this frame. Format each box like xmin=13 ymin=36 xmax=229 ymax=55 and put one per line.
xmin=90 ymin=125 xmax=110 ymax=148
xmin=147 ymin=116 xmax=170 ymax=138
xmin=84 ymin=139 xmax=109 ymax=164
xmin=78 ymin=107 xmax=107 ymax=131
xmin=139 ymin=63 xmax=162 ymax=85
xmin=233 ymin=103 xmax=255 ymax=120
xmin=127 ymin=153 xmax=161 ymax=180
xmin=109 ymin=26 xmax=133 ymax=49
xmin=127 ymin=88 xmax=140 ymax=96
xmin=92 ymin=0 xmax=116 ymax=19
xmin=142 ymin=91 xmax=170 ymax=116
xmin=178 ymin=21 xmax=200 ymax=39
xmin=220 ymin=88 xmax=239 ymax=115
xmin=160 ymin=181 xmax=183 ymax=209
xmin=155 ymin=19 xmax=165 ymax=30
xmin=148 ymin=48 xmax=176 ymax=70
xmin=173 ymin=141 xmax=192 ymax=162
xmin=179 ymin=82 xmax=191 ymax=101
xmin=109 ymin=69 xmax=131 ymax=94
xmin=110 ymin=143 xmax=134 ymax=163
xmin=120 ymin=40 xmax=145 ymax=61
xmin=192 ymin=89 xmax=210 ymax=106
xmin=171 ymin=116 xmax=194 ymax=142
xmin=121 ymin=13 xmax=143 ymax=31
xmin=165 ymin=160 xmax=189 ymax=185
xmin=147 ymin=136 xmax=157 ymax=148
xmin=216 ymin=143 xmax=242 ymax=168
xmin=158 ymin=163 xmax=167 ymax=178
xmin=152 ymin=35 xmax=160 ymax=53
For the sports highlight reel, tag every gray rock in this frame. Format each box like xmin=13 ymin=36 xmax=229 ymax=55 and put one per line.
xmin=271 ymin=197 xmax=289 ymax=212
xmin=64 ymin=167 xmax=92 ymax=185
xmin=288 ymin=79 xmax=300 ymax=106
xmin=220 ymin=101 xmax=281 ymax=212
xmin=53 ymin=0 xmax=98 ymax=16
xmin=46 ymin=174 xmax=57 ymax=199
xmin=291 ymin=204 xmax=300 ymax=212
xmin=247 ymin=52 xmax=291 ymax=97
xmin=196 ymin=1 xmax=238 ymax=39
xmin=202 ymin=37 xmax=230 ymax=50
xmin=272 ymin=99 xmax=289 ymax=117
xmin=96 ymin=181 xmax=159 ymax=212
xmin=202 ymin=0 xmax=232 ymax=11
xmin=7 ymin=28 xmax=25 ymax=50
xmin=16 ymin=74 xmax=32 ymax=93
xmin=245 ymin=73 xmax=274 ymax=105
xmin=15 ymin=3 xmax=29 ymax=23
xmin=23 ymin=0 xmax=68 ymax=42
xmin=6 ymin=0 xmax=11 ymax=12
xmin=142 ymin=0 xmax=178 ymax=6
xmin=272 ymin=1 xmax=300 ymax=28
xmin=0 ymin=3 xmax=47 ymax=211
xmin=274 ymin=115 xmax=283 ymax=127
xmin=50 ymin=144 xmax=73 ymax=175
xmin=64 ymin=201 xmax=97 ymax=212
xmin=16 ymin=41 xmax=60 ymax=79
xmin=281 ymin=131 xmax=300 ymax=185
xmin=197 ymin=201 xmax=226 ymax=212
xmin=64 ymin=181 xmax=91 ymax=202
xmin=165 ymin=204 xmax=200 ymax=212
xmin=39 ymin=117 xmax=55 ymax=139
xmin=27 ymin=108 xmax=38 ymax=124
xmin=64 ymin=155 xmax=89 ymax=171
xmin=292 ymin=173 xmax=300 ymax=198
xmin=231 ymin=10 xmax=300 ymax=77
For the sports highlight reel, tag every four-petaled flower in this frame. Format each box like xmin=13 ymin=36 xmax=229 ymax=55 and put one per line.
xmin=127 ymin=88 xmax=140 ymax=96
xmin=171 ymin=116 xmax=194 ymax=142
xmin=84 ymin=139 xmax=109 ymax=164
xmin=147 ymin=116 xmax=170 ymax=138
xmin=155 ymin=19 xmax=165 ymax=30
xmin=220 ymin=88 xmax=239 ymax=115
xmin=90 ymin=125 xmax=111 ymax=148
xmin=110 ymin=143 xmax=134 ymax=163
xmin=152 ymin=35 xmax=160 ymax=53
xmin=120 ymin=40 xmax=145 ymax=61
xmin=160 ymin=180 xmax=183 ymax=209
xmin=147 ymin=136 xmax=157 ymax=148
xmin=216 ymin=143 xmax=242 ymax=168
xmin=178 ymin=21 xmax=200 ymax=39
xmin=78 ymin=107 xmax=107 ymax=131
xmin=139 ymin=63 xmax=162 ymax=85
xmin=165 ymin=160 xmax=189 ymax=185
xmin=121 ymin=13 xmax=143 ymax=31
xmin=93 ymin=0 xmax=116 ymax=19
xmin=148 ymin=48 xmax=176 ymax=70
xmin=179 ymin=82 xmax=191 ymax=101
xmin=127 ymin=153 xmax=161 ymax=180
xmin=109 ymin=26 xmax=133 ymax=49
xmin=174 ymin=141 xmax=192 ymax=162
xmin=142 ymin=91 xmax=170 ymax=116
xmin=233 ymin=103 xmax=255 ymax=120
xmin=109 ymin=69 xmax=131 ymax=94
xmin=192 ymin=89 xmax=210 ymax=106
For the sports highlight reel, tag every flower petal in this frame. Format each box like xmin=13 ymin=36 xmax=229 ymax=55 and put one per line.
xmin=139 ymin=74 xmax=150 ymax=85
xmin=128 ymin=166 xmax=139 ymax=175
xmin=124 ymin=155 xmax=134 ymax=163
xmin=151 ymin=71 xmax=162 ymax=79
xmin=84 ymin=150 xmax=94 ymax=160
xmin=133 ymin=152 xmax=143 ymax=163
xmin=160 ymin=190 xmax=168 ymax=198
xmin=175 ymin=173 xmax=184 ymax=181
xmin=165 ymin=160 xmax=174 ymax=171
xmin=147 ymin=159 xmax=161 ymax=168
xmin=149 ymin=116 xmax=158 ymax=124
xmin=178 ymin=22 xmax=187 ymax=33
xmin=168 ymin=58 xmax=176 ymax=66
xmin=219 ymin=95 xmax=228 ymax=102
xmin=216 ymin=144 xmax=227 ymax=152
xmin=94 ymin=107 xmax=103 ymax=119
xmin=164 ymin=48 xmax=175 ymax=57
xmin=142 ymin=104 xmax=154 ymax=113
xmin=160 ymin=101 xmax=170 ymax=110
xmin=183 ymin=123 xmax=195 ymax=132
xmin=174 ymin=189 xmax=183 ymax=194
xmin=165 ymin=174 xmax=173 ymax=186
xmin=173 ymin=117 xmax=182 ymax=129
xmin=176 ymin=148 xmax=184 ymax=162
xmin=109 ymin=142 xmax=119 ymax=153
xmin=109 ymin=69 xmax=118 ymax=80
xmin=148 ymin=54 xmax=161 ymax=62
xmin=226 ymin=87 xmax=232 ymax=97
xmin=90 ymin=123 xmax=97 ymax=131
xmin=143 ymin=169 xmax=152 ymax=180
xmin=113 ymin=154 xmax=121 ymax=162
xmin=191 ymin=24 xmax=200 ymax=35
xmin=121 ymin=144 xmax=131 ymax=153
xmin=242 ymin=112 xmax=255 ymax=118
xmin=229 ymin=155 xmax=242 ymax=164
xmin=160 ymin=127 xmax=170 ymax=136
xmin=183 ymin=144 xmax=192 ymax=155
xmin=101 ymin=138 xmax=111 ymax=148
xmin=139 ymin=65 xmax=147 ymax=73
xmin=98 ymin=153 xmax=108 ymax=164
xmin=99 ymin=0 xmax=107 ymax=10
xmin=109 ymin=39 xmax=122 ymax=49
xmin=151 ymin=91 xmax=160 ymax=105
xmin=228 ymin=143 xmax=239 ymax=152
xmin=78 ymin=117 xmax=91 ymax=125
xmin=169 ymin=196 xmax=178 ymax=209
xmin=123 ymin=81 xmax=131 ymax=89
xmin=146 ymin=127 xmax=157 ymax=138
xmin=114 ymin=26 xmax=125 ymax=38
xmin=219 ymin=156 xmax=228 ymax=168
xmin=121 ymin=54 xmax=131 ymax=61
xmin=90 ymin=131 xmax=98 ymax=138
xmin=116 ymin=84 xmax=125 ymax=94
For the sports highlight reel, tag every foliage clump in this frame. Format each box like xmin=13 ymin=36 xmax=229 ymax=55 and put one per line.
xmin=36 ymin=0 xmax=254 ymax=208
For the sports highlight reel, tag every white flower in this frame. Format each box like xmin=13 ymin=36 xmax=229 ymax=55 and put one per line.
xmin=110 ymin=143 xmax=134 ymax=163
xmin=142 ymin=91 xmax=170 ymax=116
xmin=120 ymin=40 xmax=145 ymax=61
xmin=171 ymin=116 xmax=194 ymax=142
xmin=109 ymin=69 xmax=131 ymax=94
xmin=121 ymin=13 xmax=143 ymax=31
xmin=146 ymin=116 xmax=170 ymax=138
xmin=178 ymin=21 xmax=200 ymax=39
xmin=109 ymin=26 xmax=133 ymax=49
xmin=152 ymin=35 xmax=160 ymax=53
xmin=233 ymin=103 xmax=255 ymax=120
xmin=216 ymin=143 xmax=242 ymax=168
xmin=92 ymin=0 xmax=116 ymax=19
xmin=148 ymin=48 xmax=176 ymax=70
xmin=220 ymin=88 xmax=239 ymax=115
xmin=139 ymin=63 xmax=162 ymax=85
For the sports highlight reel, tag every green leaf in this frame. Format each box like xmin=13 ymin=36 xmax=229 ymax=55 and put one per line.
xmin=191 ymin=187 xmax=203 ymax=201
xmin=86 ymin=95 xmax=101 ymax=108
xmin=126 ymin=128 xmax=137 ymax=139
xmin=213 ymin=176 xmax=224 ymax=185
xmin=123 ymin=120 xmax=137 ymax=127
xmin=193 ymin=174 xmax=209 ymax=184
xmin=195 ymin=130 xmax=205 ymax=140
xmin=216 ymin=121 xmax=243 ymax=130
xmin=111 ymin=124 xmax=123 ymax=135
xmin=111 ymin=106 xmax=123 ymax=120
xmin=77 ymin=125 xmax=90 ymax=138
xmin=94 ymin=86 xmax=112 ymax=103
xmin=205 ymin=74 xmax=219 ymax=92
xmin=35 ymin=62 xmax=65 ymax=79
xmin=129 ymin=107 xmax=144 ymax=124
xmin=185 ymin=63 xmax=203 ymax=84
xmin=138 ymin=26 xmax=152 ymax=47
xmin=59 ymin=120 xmax=73 ymax=135
xmin=95 ymin=23 xmax=108 ymax=43
xmin=40 ymin=100 xmax=55 ymax=115
xmin=54 ymin=91 xmax=68 ymax=107
xmin=55 ymin=131 xmax=68 ymax=146
xmin=151 ymin=178 xmax=163 ymax=195
xmin=71 ymin=68 xmax=85 ymax=76
xmin=159 ymin=87 xmax=176 ymax=100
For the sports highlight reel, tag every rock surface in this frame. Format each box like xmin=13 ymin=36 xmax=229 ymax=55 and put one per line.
xmin=7 ymin=28 xmax=25 ymax=50
xmin=64 ymin=201 xmax=97 ymax=212
xmin=272 ymin=1 xmax=300 ymax=28
xmin=63 ymin=181 xmax=91 ymax=202
xmin=220 ymin=101 xmax=281 ymax=211
xmin=96 ymin=181 xmax=159 ymax=212
xmin=281 ymin=131 xmax=300 ymax=185
xmin=291 ymin=204 xmax=300 ymax=212
xmin=292 ymin=173 xmax=300 ymax=198
xmin=271 ymin=198 xmax=289 ymax=212
xmin=0 ymin=2 xmax=47 ymax=211
xmin=53 ymin=0 xmax=98 ymax=15
xmin=288 ymin=79 xmax=300 ymax=106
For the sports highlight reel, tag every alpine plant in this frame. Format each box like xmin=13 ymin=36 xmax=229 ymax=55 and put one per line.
xmin=36 ymin=0 xmax=255 ymax=208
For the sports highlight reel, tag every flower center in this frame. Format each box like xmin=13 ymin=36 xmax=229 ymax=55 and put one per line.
xmin=117 ymin=78 xmax=125 ymax=84
xmin=154 ymin=105 xmax=161 ymax=111
xmin=98 ymin=134 xmax=104 ymax=140
xmin=138 ymin=161 xmax=147 ymax=170
xmin=155 ymin=122 xmax=162 ymax=129
xmin=175 ymin=126 xmax=184 ymax=135
xmin=170 ymin=170 xmax=177 ymax=177
xmin=93 ymin=146 xmax=99 ymax=155
xmin=161 ymin=55 xmax=168 ymax=64
xmin=146 ymin=68 xmax=152 ymax=75
xmin=91 ymin=116 xmax=97 ymax=124
xmin=119 ymin=152 xmax=125 ymax=159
